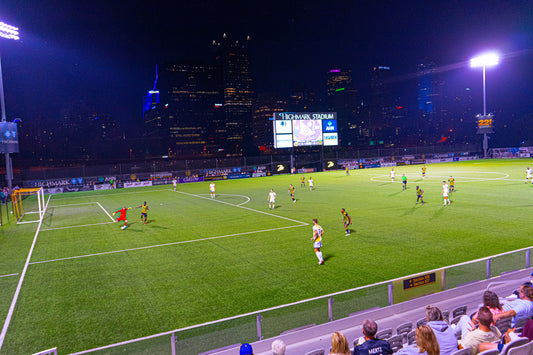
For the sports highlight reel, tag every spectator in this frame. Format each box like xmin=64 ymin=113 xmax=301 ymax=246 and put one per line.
xmin=329 ymin=331 xmax=350 ymax=355
xmin=493 ymin=284 xmax=533 ymax=327
xmin=240 ymin=343 xmax=254 ymax=355
xmin=272 ymin=339 xmax=286 ymax=355
xmin=424 ymin=305 xmax=458 ymax=355
xmin=353 ymin=319 xmax=393 ymax=355
xmin=455 ymin=290 xmax=504 ymax=338
xmin=459 ymin=307 xmax=501 ymax=355
xmin=396 ymin=324 xmax=439 ymax=355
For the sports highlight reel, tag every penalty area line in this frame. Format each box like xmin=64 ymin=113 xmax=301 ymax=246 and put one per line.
xmin=29 ymin=224 xmax=307 ymax=266
xmin=97 ymin=201 xmax=116 ymax=222
xmin=40 ymin=221 xmax=115 ymax=232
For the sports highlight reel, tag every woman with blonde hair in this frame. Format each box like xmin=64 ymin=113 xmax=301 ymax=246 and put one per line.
xmin=397 ymin=324 xmax=440 ymax=355
xmin=329 ymin=331 xmax=351 ymax=355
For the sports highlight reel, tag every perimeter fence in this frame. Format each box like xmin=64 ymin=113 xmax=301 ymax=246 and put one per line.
xmin=19 ymin=143 xmax=479 ymax=187
xmin=69 ymin=245 xmax=532 ymax=355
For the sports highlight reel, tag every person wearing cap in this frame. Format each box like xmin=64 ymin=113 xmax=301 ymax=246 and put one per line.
xmin=240 ymin=343 xmax=254 ymax=355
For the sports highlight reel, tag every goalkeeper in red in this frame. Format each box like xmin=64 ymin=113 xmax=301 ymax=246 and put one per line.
xmin=341 ymin=208 xmax=352 ymax=236
xmin=113 ymin=206 xmax=132 ymax=230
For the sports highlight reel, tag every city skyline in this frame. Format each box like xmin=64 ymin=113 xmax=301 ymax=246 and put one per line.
xmin=0 ymin=1 xmax=532 ymax=157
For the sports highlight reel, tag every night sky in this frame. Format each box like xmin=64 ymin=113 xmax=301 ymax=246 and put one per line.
xmin=0 ymin=1 xmax=531 ymax=131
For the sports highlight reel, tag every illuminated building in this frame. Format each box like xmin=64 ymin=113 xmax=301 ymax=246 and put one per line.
xmin=326 ymin=69 xmax=359 ymax=147
xmin=160 ymin=61 xmax=224 ymax=157
xmin=213 ymin=34 xmax=254 ymax=156
xmin=252 ymin=94 xmax=287 ymax=151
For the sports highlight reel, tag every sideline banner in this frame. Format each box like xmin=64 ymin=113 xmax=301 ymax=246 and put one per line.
xmin=392 ymin=270 xmax=443 ymax=303
xmin=228 ymin=173 xmax=251 ymax=180
xmin=94 ymin=184 xmax=111 ymax=191
xmin=178 ymin=176 xmax=204 ymax=184
xmin=124 ymin=181 xmax=153 ymax=188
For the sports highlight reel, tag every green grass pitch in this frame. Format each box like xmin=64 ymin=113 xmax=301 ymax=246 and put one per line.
xmin=1 ymin=158 xmax=533 ymax=353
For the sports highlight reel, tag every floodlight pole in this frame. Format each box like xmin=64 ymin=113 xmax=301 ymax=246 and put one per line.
xmin=0 ymin=52 xmax=12 ymax=189
xmin=482 ymin=64 xmax=488 ymax=158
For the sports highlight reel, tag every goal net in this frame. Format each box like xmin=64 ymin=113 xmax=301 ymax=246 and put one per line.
xmin=12 ymin=187 xmax=46 ymax=224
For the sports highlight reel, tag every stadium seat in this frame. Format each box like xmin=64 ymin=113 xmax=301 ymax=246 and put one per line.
xmin=450 ymin=347 xmax=472 ymax=355
xmin=396 ymin=321 xmax=413 ymax=343
xmin=507 ymin=340 xmax=533 ymax=355
xmin=450 ymin=315 xmax=461 ymax=326
xmin=375 ymin=328 xmax=393 ymax=340
xmin=304 ymin=349 xmax=325 ymax=355
xmin=386 ymin=334 xmax=404 ymax=352
xmin=416 ymin=317 xmax=427 ymax=327
xmin=477 ymin=349 xmax=500 ymax=355
xmin=514 ymin=317 xmax=530 ymax=334
xmin=500 ymin=337 xmax=530 ymax=355
xmin=496 ymin=318 xmax=512 ymax=334
xmin=407 ymin=329 xmax=417 ymax=345
xmin=452 ymin=305 xmax=468 ymax=318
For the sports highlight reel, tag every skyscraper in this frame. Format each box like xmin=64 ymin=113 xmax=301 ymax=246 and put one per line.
xmin=369 ymin=65 xmax=395 ymax=143
xmin=326 ymin=69 xmax=358 ymax=147
xmin=417 ymin=60 xmax=447 ymax=142
xmin=152 ymin=61 xmax=223 ymax=157
xmin=252 ymin=94 xmax=287 ymax=151
xmin=213 ymin=34 xmax=254 ymax=156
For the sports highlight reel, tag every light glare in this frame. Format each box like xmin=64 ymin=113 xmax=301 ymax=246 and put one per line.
xmin=470 ymin=53 xmax=499 ymax=68
xmin=0 ymin=21 xmax=20 ymax=41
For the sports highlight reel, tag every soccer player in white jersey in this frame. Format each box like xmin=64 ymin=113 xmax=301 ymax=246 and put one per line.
xmin=310 ymin=218 xmax=325 ymax=265
xmin=209 ymin=182 xmax=216 ymax=198
xmin=442 ymin=181 xmax=450 ymax=206
xmin=172 ymin=178 xmax=177 ymax=192
xmin=390 ymin=168 xmax=395 ymax=182
xmin=526 ymin=167 xmax=532 ymax=184
xmin=268 ymin=189 xmax=277 ymax=210
xmin=308 ymin=177 xmax=314 ymax=191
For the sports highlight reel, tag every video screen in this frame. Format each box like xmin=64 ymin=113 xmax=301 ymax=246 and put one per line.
xmin=275 ymin=120 xmax=292 ymax=134
xmin=292 ymin=120 xmax=323 ymax=146
xmin=275 ymin=134 xmax=293 ymax=148
xmin=323 ymin=132 xmax=338 ymax=146
xmin=0 ymin=122 xmax=18 ymax=153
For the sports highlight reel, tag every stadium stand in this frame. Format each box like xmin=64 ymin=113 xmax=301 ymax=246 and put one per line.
xmin=209 ymin=268 xmax=533 ymax=355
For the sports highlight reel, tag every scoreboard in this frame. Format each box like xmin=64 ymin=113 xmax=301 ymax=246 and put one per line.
xmin=273 ymin=112 xmax=338 ymax=148
xmin=476 ymin=113 xmax=494 ymax=134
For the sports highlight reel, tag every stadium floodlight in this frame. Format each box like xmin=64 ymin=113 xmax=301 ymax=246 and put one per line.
xmin=0 ymin=20 xmax=19 ymax=191
xmin=0 ymin=22 xmax=19 ymax=41
xmin=470 ymin=53 xmax=499 ymax=116
xmin=471 ymin=52 xmax=499 ymax=159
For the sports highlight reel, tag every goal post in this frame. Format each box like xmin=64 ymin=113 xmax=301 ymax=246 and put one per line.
xmin=12 ymin=187 xmax=46 ymax=224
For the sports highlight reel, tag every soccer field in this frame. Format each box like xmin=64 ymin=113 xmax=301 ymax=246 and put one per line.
xmin=1 ymin=159 xmax=533 ymax=354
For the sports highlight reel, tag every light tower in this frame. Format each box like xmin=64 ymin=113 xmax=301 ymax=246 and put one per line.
xmin=470 ymin=53 xmax=499 ymax=158
xmin=0 ymin=21 xmax=20 ymax=189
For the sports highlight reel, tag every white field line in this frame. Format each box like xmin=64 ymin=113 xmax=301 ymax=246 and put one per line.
xmin=40 ymin=221 xmax=115 ymax=232
xmin=176 ymin=190 xmax=308 ymax=225
xmin=96 ymin=202 xmax=115 ymax=222
xmin=0 ymin=273 xmax=19 ymax=279
xmin=0 ymin=194 xmax=51 ymax=351
xmin=49 ymin=188 xmax=168 ymax=201
xmin=29 ymin=224 xmax=306 ymax=265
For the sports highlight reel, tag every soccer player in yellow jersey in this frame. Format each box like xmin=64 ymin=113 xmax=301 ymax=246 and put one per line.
xmin=136 ymin=202 xmax=149 ymax=225
xmin=341 ymin=208 xmax=352 ymax=236
xmin=310 ymin=218 xmax=325 ymax=265
xmin=448 ymin=176 xmax=455 ymax=192
xmin=300 ymin=175 xmax=305 ymax=187
xmin=422 ymin=165 xmax=427 ymax=179
xmin=416 ymin=186 xmax=424 ymax=205
xmin=526 ymin=167 xmax=532 ymax=184
xmin=288 ymin=184 xmax=296 ymax=203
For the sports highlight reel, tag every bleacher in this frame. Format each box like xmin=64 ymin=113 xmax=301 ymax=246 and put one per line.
xmin=209 ymin=268 xmax=533 ymax=355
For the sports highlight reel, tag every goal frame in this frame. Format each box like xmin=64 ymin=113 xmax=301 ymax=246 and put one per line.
xmin=11 ymin=187 xmax=46 ymax=224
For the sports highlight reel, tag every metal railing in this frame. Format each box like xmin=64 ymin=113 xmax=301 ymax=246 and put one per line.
xmin=69 ymin=245 xmax=531 ymax=355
